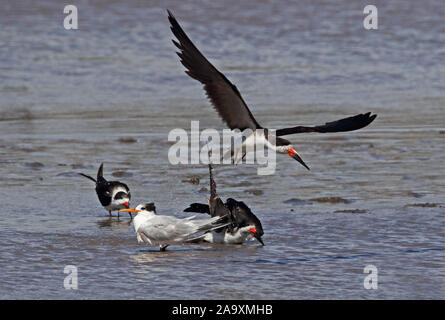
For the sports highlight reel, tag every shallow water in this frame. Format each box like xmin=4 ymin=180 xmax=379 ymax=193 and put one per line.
xmin=0 ymin=0 xmax=444 ymax=299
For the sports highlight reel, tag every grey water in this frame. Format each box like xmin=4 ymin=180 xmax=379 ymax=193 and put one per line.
xmin=0 ymin=0 xmax=444 ymax=299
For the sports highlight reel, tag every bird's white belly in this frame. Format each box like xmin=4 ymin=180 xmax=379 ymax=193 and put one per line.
xmin=204 ymin=230 xmax=249 ymax=244
xmin=224 ymin=130 xmax=275 ymax=164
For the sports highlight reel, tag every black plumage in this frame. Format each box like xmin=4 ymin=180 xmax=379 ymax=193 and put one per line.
xmin=184 ymin=163 xmax=264 ymax=245
xmin=168 ymin=10 xmax=377 ymax=169
xmin=79 ymin=163 xmax=131 ymax=217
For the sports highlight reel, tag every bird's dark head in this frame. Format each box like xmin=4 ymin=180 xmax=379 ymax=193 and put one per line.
xmin=140 ymin=202 xmax=156 ymax=213
xmin=119 ymin=202 xmax=156 ymax=218
xmin=113 ymin=191 xmax=130 ymax=208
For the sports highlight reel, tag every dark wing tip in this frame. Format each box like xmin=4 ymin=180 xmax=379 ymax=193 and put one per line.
xmin=357 ymin=112 xmax=377 ymax=129
xmin=276 ymin=112 xmax=377 ymax=136
xmin=369 ymin=113 xmax=377 ymax=123
xmin=320 ymin=112 xmax=378 ymax=133
xmin=184 ymin=203 xmax=210 ymax=214
xmin=97 ymin=163 xmax=104 ymax=179
xmin=172 ymin=39 xmax=181 ymax=50
xmin=78 ymin=173 xmax=96 ymax=183
xmin=166 ymin=8 xmax=261 ymax=131
xmin=167 ymin=10 xmax=181 ymax=33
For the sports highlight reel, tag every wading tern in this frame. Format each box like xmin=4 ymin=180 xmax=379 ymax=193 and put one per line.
xmin=120 ymin=202 xmax=230 ymax=251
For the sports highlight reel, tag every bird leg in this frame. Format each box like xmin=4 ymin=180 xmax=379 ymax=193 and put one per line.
xmin=160 ymin=245 xmax=169 ymax=252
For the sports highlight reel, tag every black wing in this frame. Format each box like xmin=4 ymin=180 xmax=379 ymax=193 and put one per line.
xmin=97 ymin=163 xmax=104 ymax=180
xmin=276 ymin=112 xmax=377 ymax=136
xmin=78 ymin=173 xmax=96 ymax=183
xmin=168 ymin=10 xmax=261 ymax=131
xmin=225 ymin=198 xmax=263 ymax=236
xmin=184 ymin=203 xmax=210 ymax=214
xmin=95 ymin=180 xmax=112 ymax=207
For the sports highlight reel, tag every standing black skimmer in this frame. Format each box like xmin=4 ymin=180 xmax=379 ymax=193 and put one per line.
xmin=79 ymin=163 xmax=131 ymax=217
xmin=184 ymin=163 xmax=264 ymax=245
xmin=168 ymin=10 xmax=377 ymax=170
xmin=119 ymin=203 xmax=230 ymax=251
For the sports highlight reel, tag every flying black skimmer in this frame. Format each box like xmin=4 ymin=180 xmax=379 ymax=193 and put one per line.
xmin=79 ymin=163 xmax=131 ymax=217
xmin=119 ymin=202 xmax=230 ymax=251
xmin=168 ymin=10 xmax=377 ymax=170
xmin=184 ymin=163 xmax=264 ymax=245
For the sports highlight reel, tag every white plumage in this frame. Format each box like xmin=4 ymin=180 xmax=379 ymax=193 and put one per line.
xmin=121 ymin=203 xmax=229 ymax=251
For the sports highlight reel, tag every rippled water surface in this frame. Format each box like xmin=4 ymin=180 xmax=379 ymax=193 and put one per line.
xmin=0 ymin=0 xmax=444 ymax=299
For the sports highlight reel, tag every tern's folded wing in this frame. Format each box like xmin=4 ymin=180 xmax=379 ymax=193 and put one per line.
xmin=137 ymin=216 xmax=195 ymax=243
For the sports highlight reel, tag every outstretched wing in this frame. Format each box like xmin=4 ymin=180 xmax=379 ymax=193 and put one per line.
xmin=168 ymin=10 xmax=261 ymax=131
xmin=276 ymin=112 xmax=377 ymax=136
